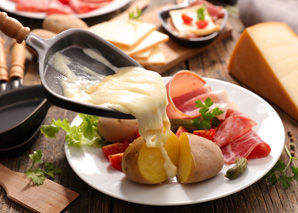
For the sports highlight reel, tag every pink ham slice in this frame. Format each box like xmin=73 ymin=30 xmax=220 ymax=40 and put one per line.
xmin=166 ymin=71 xmax=207 ymax=119
xmin=213 ymin=109 xmax=257 ymax=147
xmin=47 ymin=0 xmax=74 ymax=14
xmin=221 ymin=130 xmax=271 ymax=164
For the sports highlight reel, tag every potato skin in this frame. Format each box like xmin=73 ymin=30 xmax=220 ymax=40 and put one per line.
xmin=42 ymin=14 xmax=88 ymax=34
xmin=98 ymin=118 xmax=139 ymax=143
xmin=178 ymin=133 xmax=224 ymax=184
xmin=121 ymin=137 xmax=159 ymax=184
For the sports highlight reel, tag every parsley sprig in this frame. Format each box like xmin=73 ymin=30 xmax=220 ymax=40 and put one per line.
xmin=193 ymin=97 xmax=223 ymax=130
xmin=264 ymin=145 xmax=298 ymax=189
xmin=129 ymin=7 xmax=142 ymax=20
xmin=25 ymin=150 xmax=62 ymax=185
xmin=197 ymin=7 xmax=205 ymax=20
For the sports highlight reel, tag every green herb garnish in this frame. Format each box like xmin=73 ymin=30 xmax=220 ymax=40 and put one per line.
xmin=25 ymin=150 xmax=62 ymax=185
xmin=193 ymin=97 xmax=223 ymax=130
xmin=264 ymin=145 xmax=298 ymax=189
xmin=129 ymin=7 xmax=142 ymax=20
xmin=197 ymin=7 xmax=205 ymax=20
xmin=40 ymin=114 xmax=106 ymax=147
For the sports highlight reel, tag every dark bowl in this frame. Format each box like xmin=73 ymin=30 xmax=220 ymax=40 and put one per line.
xmin=158 ymin=5 xmax=229 ymax=47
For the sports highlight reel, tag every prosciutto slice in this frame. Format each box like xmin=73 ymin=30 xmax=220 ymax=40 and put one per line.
xmin=213 ymin=109 xmax=257 ymax=147
xmin=221 ymin=130 xmax=271 ymax=164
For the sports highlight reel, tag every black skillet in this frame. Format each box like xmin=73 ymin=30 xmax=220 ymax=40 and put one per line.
xmin=0 ymin=12 xmax=140 ymax=119
xmin=0 ymin=36 xmax=51 ymax=147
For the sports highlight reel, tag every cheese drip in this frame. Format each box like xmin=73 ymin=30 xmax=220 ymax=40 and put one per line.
xmin=49 ymin=49 xmax=176 ymax=177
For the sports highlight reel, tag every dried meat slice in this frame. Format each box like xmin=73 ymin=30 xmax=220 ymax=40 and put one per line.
xmin=15 ymin=0 xmax=50 ymax=12
xmin=221 ymin=130 xmax=271 ymax=164
xmin=69 ymin=0 xmax=109 ymax=14
xmin=47 ymin=0 xmax=74 ymax=14
xmin=213 ymin=109 xmax=257 ymax=147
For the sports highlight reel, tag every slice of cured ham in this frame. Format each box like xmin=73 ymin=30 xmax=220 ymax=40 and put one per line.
xmin=221 ymin=130 xmax=271 ymax=164
xmin=213 ymin=109 xmax=257 ymax=147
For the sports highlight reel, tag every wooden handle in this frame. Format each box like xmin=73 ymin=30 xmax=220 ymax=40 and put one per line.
xmin=0 ymin=12 xmax=30 ymax=44
xmin=9 ymin=40 xmax=26 ymax=80
xmin=0 ymin=36 xmax=8 ymax=81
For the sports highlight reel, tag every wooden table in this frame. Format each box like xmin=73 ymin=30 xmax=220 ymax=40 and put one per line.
xmin=1 ymin=0 xmax=297 ymax=212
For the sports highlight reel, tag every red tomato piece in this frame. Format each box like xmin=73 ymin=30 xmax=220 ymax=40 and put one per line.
xmin=108 ymin=153 xmax=123 ymax=171
xmin=193 ymin=129 xmax=216 ymax=140
xmin=58 ymin=0 xmax=70 ymax=4
xmin=176 ymin=126 xmax=189 ymax=137
xmin=102 ymin=141 xmax=129 ymax=158
xmin=181 ymin=13 xmax=193 ymax=24
xmin=196 ymin=20 xmax=209 ymax=29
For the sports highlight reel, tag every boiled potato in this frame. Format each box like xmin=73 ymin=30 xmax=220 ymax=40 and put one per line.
xmin=177 ymin=133 xmax=224 ymax=184
xmin=122 ymin=132 xmax=179 ymax=184
xmin=42 ymin=14 xmax=88 ymax=34
xmin=98 ymin=118 xmax=139 ymax=143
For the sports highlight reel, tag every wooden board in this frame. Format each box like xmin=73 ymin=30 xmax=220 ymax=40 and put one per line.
xmin=139 ymin=5 xmax=232 ymax=73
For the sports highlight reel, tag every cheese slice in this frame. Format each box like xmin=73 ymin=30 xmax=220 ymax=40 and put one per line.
xmin=169 ymin=4 xmax=220 ymax=37
xmin=131 ymin=47 xmax=154 ymax=60
xmin=88 ymin=20 xmax=156 ymax=49
xmin=228 ymin=22 xmax=298 ymax=121
xmin=118 ymin=30 xmax=169 ymax=56
xmin=136 ymin=46 xmax=166 ymax=66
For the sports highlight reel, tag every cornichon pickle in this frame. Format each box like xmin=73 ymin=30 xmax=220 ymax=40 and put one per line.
xmin=225 ymin=157 xmax=248 ymax=180
xmin=170 ymin=118 xmax=197 ymax=132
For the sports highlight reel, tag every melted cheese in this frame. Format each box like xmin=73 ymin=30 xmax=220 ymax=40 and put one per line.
xmin=49 ymin=49 xmax=176 ymax=177
xmin=169 ymin=4 xmax=220 ymax=38
xmin=228 ymin=22 xmax=298 ymax=121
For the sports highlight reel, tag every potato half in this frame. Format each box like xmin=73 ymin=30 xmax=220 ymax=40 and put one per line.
xmin=98 ymin=118 xmax=139 ymax=143
xmin=178 ymin=133 xmax=224 ymax=184
xmin=122 ymin=132 xmax=179 ymax=184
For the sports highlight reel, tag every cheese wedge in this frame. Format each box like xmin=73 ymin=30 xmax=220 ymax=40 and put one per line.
xmin=119 ymin=31 xmax=169 ymax=56
xmin=228 ymin=22 xmax=298 ymax=121
xmin=136 ymin=46 xmax=166 ymax=66
xmin=88 ymin=20 xmax=156 ymax=49
xmin=169 ymin=4 xmax=220 ymax=37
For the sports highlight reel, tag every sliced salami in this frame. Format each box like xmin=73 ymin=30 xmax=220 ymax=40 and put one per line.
xmin=213 ymin=109 xmax=257 ymax=147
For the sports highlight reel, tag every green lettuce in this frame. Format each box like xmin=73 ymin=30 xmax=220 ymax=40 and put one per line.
xmin=40 ymin=114 xmax=106 ymax=147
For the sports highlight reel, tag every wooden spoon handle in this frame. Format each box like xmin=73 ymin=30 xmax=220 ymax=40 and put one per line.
xmin=0 ymin=36 xmax=8 ymax=81
xmin=9 ymin=41 xmax=26 ymax=80
xmin=0 ymin=12 xmax=30 ymax=44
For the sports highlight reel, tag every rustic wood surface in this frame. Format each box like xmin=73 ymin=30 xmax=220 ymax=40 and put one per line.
xmin=1 ymin=0 xmax=298 ymax=212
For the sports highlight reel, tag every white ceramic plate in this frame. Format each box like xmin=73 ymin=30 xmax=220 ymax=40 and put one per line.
xmin=0 ymin=0 xmax=130 ymax=19
xmin=65 ymin=77 xmax=285 ymax=206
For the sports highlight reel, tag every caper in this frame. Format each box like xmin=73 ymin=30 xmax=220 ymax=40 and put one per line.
xmin=225 ymin=157 xmax=248 ymax=180
xmin=170 ymin=118 xmax=197 ymax=132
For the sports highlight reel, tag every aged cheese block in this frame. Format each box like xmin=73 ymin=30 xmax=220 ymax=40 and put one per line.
xmin=228 ymin=22 xmax=298 ymax=120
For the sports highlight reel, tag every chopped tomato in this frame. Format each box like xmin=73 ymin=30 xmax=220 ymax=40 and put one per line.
xmin=102 ymin=141 xmax=129 ymax=158
xmin=58 ymin=0 xmax=70 ymax=4
xmin=196 ymin=20 xmax=209 ymax=29
xmin=181 ymin=13 xmax=193 ymax=24
xmin=108 ymin=153 xmax=123 ymax=171
xmin=176 ymin=126 xmax=189 ymax=137
xmin=193 ymin=129 xmax=216 ymax=140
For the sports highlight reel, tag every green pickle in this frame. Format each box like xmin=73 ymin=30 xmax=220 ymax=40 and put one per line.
xmin=225 ymin=157 xmax=248 ymax=180
xmin=170 ymin=118 xmax=197 ymax=132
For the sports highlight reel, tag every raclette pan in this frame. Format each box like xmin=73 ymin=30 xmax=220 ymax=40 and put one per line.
xmin=0 ymin=12 xmax=140 ymax=119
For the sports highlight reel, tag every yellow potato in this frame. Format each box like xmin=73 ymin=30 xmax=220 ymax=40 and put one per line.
xmin=42 ymin=14 xmax=88 ymax=34
xmin=177 ymin=133 xmax=224 ymax=184
xmin=98 ymin=118 xmax=139 ymax=143
xmin=122 ymin=132 xmax=179 ymax=184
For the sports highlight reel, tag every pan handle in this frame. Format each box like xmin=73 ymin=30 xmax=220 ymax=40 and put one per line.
xmin=0 ymin=12 xmax=30 ymax=44
xmin=9 ymin=41 xmax=26 ymax=80
xmin=0 ymin=36 xmax=8 ymax=82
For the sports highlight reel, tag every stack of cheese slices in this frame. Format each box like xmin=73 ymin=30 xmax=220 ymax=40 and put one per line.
xmin=89 ymin=19 xmax=169 ymax=67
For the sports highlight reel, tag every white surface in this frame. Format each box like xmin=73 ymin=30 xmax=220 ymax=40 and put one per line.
xmin=65 ymin=77 xmax=285 ymax=206
xmin=0 ymin=0 xmax=130 ymax=19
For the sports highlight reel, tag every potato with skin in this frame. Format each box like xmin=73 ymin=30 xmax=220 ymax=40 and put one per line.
xmin=42 ymin=14 xmax=88 ymax=34
xmin=122 ymin=132 xmax=179 ymax=184
xmin=98 ymin=118 xmax=139 ymax=143
xmin=178 ymin=133 xmax=224 ymax=184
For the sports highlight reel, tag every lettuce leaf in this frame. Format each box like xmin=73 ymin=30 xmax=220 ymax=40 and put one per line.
xmin=40 ymin=114 xmax=106 ymax=147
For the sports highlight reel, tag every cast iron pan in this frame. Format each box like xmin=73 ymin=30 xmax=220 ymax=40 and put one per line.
xmin=0 ymin=37 xmax=51 ymax=147
xmin=0 ymin=12 xmax=140 ymax=119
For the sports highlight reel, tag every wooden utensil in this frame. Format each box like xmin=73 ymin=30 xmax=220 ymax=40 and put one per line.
xmin=0 ymin=163 xmax=79 ymax=213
